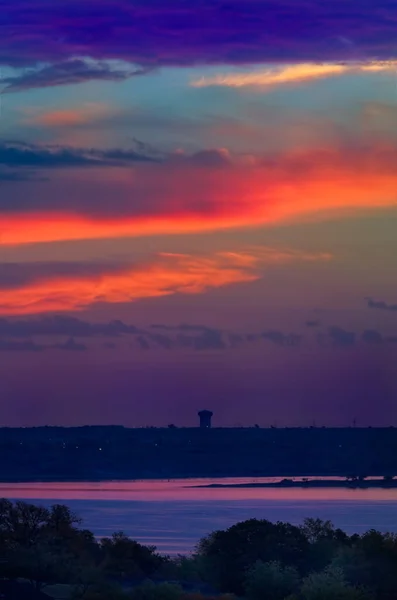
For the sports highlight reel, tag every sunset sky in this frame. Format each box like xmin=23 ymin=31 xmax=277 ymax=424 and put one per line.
xmin=1 ymin=0 xmax=397 ymax=427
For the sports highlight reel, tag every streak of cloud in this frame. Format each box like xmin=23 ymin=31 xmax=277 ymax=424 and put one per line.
xmin=0 ymin=247 xmax=331 ymax=315
xmin=367 ymin=297 xmax=397 ymax=312
xmin=0 ymin=140 xmax=160 ymax=170
xmin=2 ymin=59 xmax=149 ymax=93
xmin=23 ymin=104 xmax=116 ymax=128
xmin=1 ymin=143 xmax=397 ymax=245
xmin=191 ymin=61 xmax=397 ymax=89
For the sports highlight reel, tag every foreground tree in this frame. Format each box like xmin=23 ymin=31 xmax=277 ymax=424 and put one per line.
xmin=196 ymin=519 xmax=309 ymax=594
xmin=73 ymin=580 xmax=127 ymax=600
xmin=300 ymin=518 xmax=350 ymax=572
xmin=5 ymin=542 xmax=76 ymax=590
xmin=300 ymin=566 xmax=373 ymax=600
xmin=101 ymin=532 xmax=164 ymax=581
xmin=0 ymin=498 xmax=50 ymax=546
xmin=245 ymin=560 xmax=300 ymax=600
xmin=129 ymin=581 xmax=183 ymax=600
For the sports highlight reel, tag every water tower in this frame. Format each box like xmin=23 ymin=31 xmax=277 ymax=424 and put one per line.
xmin=198 ymin=410 xmax=213 ymax=428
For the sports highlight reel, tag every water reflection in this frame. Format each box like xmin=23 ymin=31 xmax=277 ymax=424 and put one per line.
xmin=1 ymin=478 xmax=397 ymax=554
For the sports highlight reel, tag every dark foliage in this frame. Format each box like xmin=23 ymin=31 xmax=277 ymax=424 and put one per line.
xmin=1 ymin=500 xmax=397 ymax=600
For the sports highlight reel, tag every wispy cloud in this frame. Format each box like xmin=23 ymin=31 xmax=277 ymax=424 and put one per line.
xmin=23 ymin=104 xmax=116 ymax=128
xmin=191 ymin=61 xmax=397 ymax=89
xmin=1 ymin=315 xmax=396 ymax=354
xmin=3 ymin=59 xmax=149 ymax=93
xmin=0 ymin=139 xmax=160 ymax=171
xmin=0 ymin=247 xmax=331 ymax=315
xmin=366 ymin=297 xmax=397 ymax=312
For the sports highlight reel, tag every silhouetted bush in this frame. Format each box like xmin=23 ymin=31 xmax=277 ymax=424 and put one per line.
xmin=1 ymin=500 xmax=397 ymax=600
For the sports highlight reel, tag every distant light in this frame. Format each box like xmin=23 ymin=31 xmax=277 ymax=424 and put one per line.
xmin=99 ymin=447 xmax=102 ymax=451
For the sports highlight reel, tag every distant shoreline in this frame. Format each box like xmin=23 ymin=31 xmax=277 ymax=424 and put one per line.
xmin=0 ymin=475 xmax=341 ymax=484
xmin=192 ymin=479 xmax=397 ymax=489
xmin=0 ymin=476 xmax=396 ymax=488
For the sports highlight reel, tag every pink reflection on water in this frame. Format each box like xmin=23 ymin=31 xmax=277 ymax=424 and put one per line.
xmin=0 ymin=478 xmax=397 ymax=502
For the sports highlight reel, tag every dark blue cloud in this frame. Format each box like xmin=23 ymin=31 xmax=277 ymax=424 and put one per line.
xmin=0 ymin=339 xmax=43 ymax=352
xmin=3 ymin=59 xmax=149 ymax=92
xmin=262 ymin=330 xmax=302 ymax=346
xmin=0 ymin=314 xmax=140 ymax=337
xmin=0 ymin=140 xmax=160 ymax=171
xmin=0 ymin=168 xmax=47 ymax=182
xmin=362 ymin=329 xmax=383 ymax=344
xmin=1 ymin=0 xmax=395 ymax=73
xmin=0 ymin=312 xmax=396 ymax=354
xmin=367 ymin=298 xmax=397 ymax=312
xmin=306 ymin=320 xmax=320 ymax=327
xmin=53 ymin=337 xmax=87 ymax=351
xmin=321 ymin=327 xmax=356 ymax=347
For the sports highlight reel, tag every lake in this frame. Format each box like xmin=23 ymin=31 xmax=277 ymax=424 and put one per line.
xmin=1 ymin=478 xmax=397 ymax=555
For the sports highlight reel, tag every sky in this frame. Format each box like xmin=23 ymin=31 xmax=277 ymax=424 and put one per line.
xmin=1 ymin=0 xmax=397 ymax=427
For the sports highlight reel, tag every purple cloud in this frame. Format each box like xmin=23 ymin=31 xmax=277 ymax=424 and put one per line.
xmin=1 ymin=0 xmax=396 ymax=71
xmin=367 ymin=297 xmax=397 ymax=312
xmin=3 ymin=59 xmax=149 ymax=92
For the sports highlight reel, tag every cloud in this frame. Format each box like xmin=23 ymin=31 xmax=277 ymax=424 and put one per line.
xmin=53 ymin=337 xmax=87 ymax=351
xmin=146 ymin=333 xmax=174 ymax=350
xmin=366 ymin=297 xmax=397 ymax=312
xmin=362 ymin=329 xmax=383 ymax=344
xmin=2 ymin=59 xmax=149 ymax=92
xmin=324 ymin=326 xmax=356 ymax=347
xmin=23 ymin=104 xmax=117 ymax=128
xmin=262 ymin=330 xmax=302 ymax=346
xmin=0 ymin=314 xmax=139 ymax=337
xmin=0 ymin=313 xmax=396 ymax=354
xmin=2 ymin=142 xmax=397 ymax=245
xmin=148 ymin=324 xmax=226 ymax=350
xmin=0 ymin=261 xmax=130 ymax=290
xmin=191 ymin=61 xmax=397 ymax=89
xmin=0 ymin=168 xmax=47 ymax=182
xmin=0 ymin=335 xmax=87 ymax=352
xmin=136 ymin=336 xmax=150 ymax=350
xmin=0 ymin=140 xmax=160 ymax=171
xmin=0 ymin=339 xmax=43 ymax=352
xmin=192 ymin=329 xmax=226 ymax=350
xmin=0 ymin=247 xmax=329 ymax=315
xmin=1 ymin=1 xmax=396 ymax=70
xmin=228 ymin=333 xmax=245 ymax=347
xmin=151 ymin=323 xmax=214 ymax=333
xmin=317 ymin=326 xmax=397 ymax=348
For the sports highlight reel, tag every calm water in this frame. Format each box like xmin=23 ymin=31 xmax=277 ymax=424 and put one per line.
xmin=1 ymin=478 xmax=397 ymax=555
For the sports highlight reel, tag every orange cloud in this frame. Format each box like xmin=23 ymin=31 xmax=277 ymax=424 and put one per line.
xmin=191 ymin=61 xmax=397 ymax=88
xmin=23 ymin=103 xmax=114 ymax=127
xmin=0 ymin=247 xmax=331 ymax=315
xmin=2 ymin=144 xmax=397 ymax=246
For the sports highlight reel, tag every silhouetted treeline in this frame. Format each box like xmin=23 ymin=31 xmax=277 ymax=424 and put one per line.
xmin=1 ymin=499 xmax=397 ymax=600
xmin=1 ymin=426 xmax=397 ymax=480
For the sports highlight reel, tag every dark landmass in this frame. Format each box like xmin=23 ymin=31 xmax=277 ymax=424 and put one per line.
xmin=194 ymin=478 xmax=397 ymax=489
xmin=1 ymin=425 xmax=397 ymax=482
